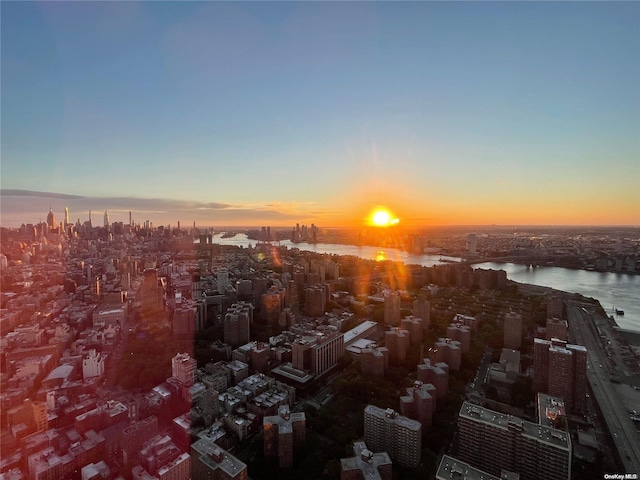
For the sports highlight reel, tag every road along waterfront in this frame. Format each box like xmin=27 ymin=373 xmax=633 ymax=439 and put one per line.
xmin=567 ymin=302 xmax=640 ymax=473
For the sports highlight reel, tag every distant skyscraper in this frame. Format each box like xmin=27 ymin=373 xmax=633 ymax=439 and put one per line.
xmin=129 ymin=210 xmax=133 ymax=226
xmin=104 ymin=210 xmax=109 ymax=227
xmin=466 ymin=234 xmax=477 ymax=254
xmin=46 ymin=208 xmax=56 ymax=229
xmin=64 ymin=207 xmax=69 ymax=225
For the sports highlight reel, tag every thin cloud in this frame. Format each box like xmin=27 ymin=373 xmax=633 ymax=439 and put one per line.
xmin=1 ymin=189 xmax=83 ymax=199
xmin=0 ymin=190 xmax=313 ymax=227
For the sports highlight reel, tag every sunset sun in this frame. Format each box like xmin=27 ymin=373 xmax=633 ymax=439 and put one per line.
xmin=369 ymin=208 xmax=400 ymax=227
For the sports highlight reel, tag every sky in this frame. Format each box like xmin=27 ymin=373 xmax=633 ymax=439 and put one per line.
xmin=2 ymin=1 xmax=639 ymax=227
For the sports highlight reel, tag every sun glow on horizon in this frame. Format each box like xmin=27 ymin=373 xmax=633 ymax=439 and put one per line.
xmin=369 ymin=207 xmax=400 ymax=227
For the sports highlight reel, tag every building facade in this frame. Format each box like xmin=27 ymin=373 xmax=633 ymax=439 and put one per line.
xmin=172 ymin=353 xmax=197 ymax=386
xmin=384 ymin=292 xmax=401 ymax=326
xmin=457 ymin=402 xmax=571 ymax=480
xmin=364 ymin=405 xmax=421 ymax=468
xmin=263 ymin=405 xmax=306 ymax=468
xmin=503 ymin=312 xmax=522 ymax=350
xmin=533 ymin=338 xmax=587 ymax=414
xmin=399 ymin=381 xmax=436 ymax=428
xmin=224 ymin=302 xmax=252 ymax=348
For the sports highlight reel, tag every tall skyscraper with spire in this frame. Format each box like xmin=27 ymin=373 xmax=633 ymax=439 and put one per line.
xmin=46 ymin=208 xmax=56 ymax=229
xmin=104 ymin=210 xmax=110 ymax=227
xmin=64 ymin=207 xmax=69 ymax=225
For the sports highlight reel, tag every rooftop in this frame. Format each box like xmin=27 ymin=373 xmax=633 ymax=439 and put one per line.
xmin=436 ymin=455 xmax=500 ymax=480
xmin=344 ymin=320 xmax=378 ymax=344
xmin=192 ymin=438 xmax=246 ymax=478
xmin=365 ymin=405 xmax=421 ymax=432
xmin=459 ymin=402 xmax=570 ymax=451
xmin=340 ymin=441 xmax=392 ymax=480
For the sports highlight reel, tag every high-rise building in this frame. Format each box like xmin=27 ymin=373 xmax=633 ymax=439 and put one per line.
xmin=263 ymin=405 xmax=306 ymax=468
xmin=430 ymin=338 xmax=462 ymax=371
xmin=547 ymin=296 xmax=564 ymax=319
xmin=457 ymin=402 xmax=571 ymax=480
xmin=46 ymin=208 xmax=56 ymax=229
xmin=399 ymin=380 xmax=436 ymax=428
xmin=64 ymin=207 xmax=69 ymax=226
xmin=384 ymin=292 xmax=401 ymax=326
xmin=417 ymin=359 xmax=449 ymax=401
xmin=31 ymin=401 xmax=48 ymax=433
xmin=103 ymin=210 xmax=109 ymax=228
xmin=285 ymin=280 xmax=299 ymax=313
xmin=446 ymin=323 xmax=471 ymax=353
xmin=358 ymin=345 xmax=389 ymax=377
xmin=466 ymin=234 xmax=477 ymax=254
xmin=533 ymin=338 xmax=587 ymax=414
xmin=305 ymin=284 xmax=326 ymax=317
xmin=546 ymin=317 xmax=568 ymax=342
xmin=364 ymin=405 xmax=421 ymax=468
xmin=292 ymin=331 xmax=344 ymax=377
xmin=172 ymin=353 xmax=197 ymax=386
xmin=140 ymin=269 xmax=164 ymax=314
xmin=503 ymin=312 xmax=522 ymax=350
xmin=224 ymin=302 xmax=252 ymax=348
xmin=412 ymin=297 xmax=431 ymax=331
xmin=341 ymin=441 xmax=392 ymax=480
xmin=217 ymin=268 xmax=230 ymax=294
xmin=261 ymin=287 xmax=285 ymax=323
xmin=173 ymin=304 xmax=200 ymax=336
xmin=400 ymin=316 xmax=422 ymax=344
xmin=385 ymin=328 xmax=410 ymax=365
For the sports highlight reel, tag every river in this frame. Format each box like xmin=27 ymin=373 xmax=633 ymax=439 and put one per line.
xmin=209 ymin=234 xmax=640 ymax=333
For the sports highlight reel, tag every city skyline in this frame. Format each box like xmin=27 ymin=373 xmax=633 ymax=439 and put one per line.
xmin=2 ymin=2 xmax=639 ymax=227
